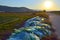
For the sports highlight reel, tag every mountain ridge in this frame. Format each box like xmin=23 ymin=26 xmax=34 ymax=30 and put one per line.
xmin=0 ymin=5 xmax=35 ymax=12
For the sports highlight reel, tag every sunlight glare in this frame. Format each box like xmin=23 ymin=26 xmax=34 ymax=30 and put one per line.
xmin=44 ymin=1 xmax=53 ymax=9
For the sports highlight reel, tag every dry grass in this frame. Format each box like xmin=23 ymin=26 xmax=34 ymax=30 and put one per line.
xmin=0 ymin=12 xmax=50 ymax=40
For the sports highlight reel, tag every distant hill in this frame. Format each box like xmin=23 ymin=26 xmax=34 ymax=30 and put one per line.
xmin=0 ymin=5 xmax=35 ymax=12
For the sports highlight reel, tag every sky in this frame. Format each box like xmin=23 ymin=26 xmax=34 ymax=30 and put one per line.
xmin=0 ymin=0 xmax=60 ymax=11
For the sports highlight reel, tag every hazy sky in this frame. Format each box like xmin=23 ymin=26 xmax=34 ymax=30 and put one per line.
xmin=0 ymin=0 xmax=60 ymax=10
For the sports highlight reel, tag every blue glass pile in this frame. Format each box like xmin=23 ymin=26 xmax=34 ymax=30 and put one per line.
xmin=7 ymin=16 xmax=52 ymax=40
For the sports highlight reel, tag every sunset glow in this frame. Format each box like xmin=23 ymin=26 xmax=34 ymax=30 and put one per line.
xmin=44 ymin=1 xmax=53 ymax=10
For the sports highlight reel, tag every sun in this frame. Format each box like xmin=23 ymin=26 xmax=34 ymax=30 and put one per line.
xmin=44 ymin=1 xmax=53 ymax=9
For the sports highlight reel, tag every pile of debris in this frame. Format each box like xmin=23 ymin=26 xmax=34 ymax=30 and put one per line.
xmin=7 ymin=16 xmax=57 ymax=40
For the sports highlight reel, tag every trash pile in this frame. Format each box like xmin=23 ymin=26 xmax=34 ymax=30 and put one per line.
xmin=7 ymin=16 xmax=53 ymax=40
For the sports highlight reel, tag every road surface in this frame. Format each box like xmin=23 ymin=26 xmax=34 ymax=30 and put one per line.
xmin=48 ymin=13 xmax=60 ymax=38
